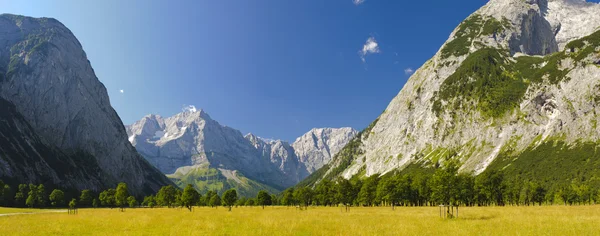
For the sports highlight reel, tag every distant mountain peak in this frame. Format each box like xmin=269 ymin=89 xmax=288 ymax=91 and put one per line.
xmin=127 ymin=109 xmax=358 ymax=195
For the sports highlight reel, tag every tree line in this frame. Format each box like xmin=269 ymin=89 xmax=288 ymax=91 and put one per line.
xmin=0 ymin=181 xmax=136 ymax=209
xmin=0 ymin=180 xmax=278 ymax=212
xmin=281 ymin=162 xmax=600 ymax=211
xmin=141 ymin=185 xmax=278 ymax=211
xmin=2 ymin=162 xmax=599 ymax=210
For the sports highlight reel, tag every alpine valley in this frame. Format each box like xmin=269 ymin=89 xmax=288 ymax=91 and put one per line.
xmin=126 ymin=107 xmax=357 ymax=197
xmin=299 ymin=0 xmax=600 ymax=192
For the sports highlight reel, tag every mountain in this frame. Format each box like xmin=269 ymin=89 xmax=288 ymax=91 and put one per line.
xmin=292 ymin=127 xmax=359 ymax=173
xmin=300 ymin=0 xmax=600 ymax=188
xmin=0 ymin=97 xmax=105 ymax=190
xmin=126 ymin=107 xmax=357 ymax=196
xmin=0 ymin=14 xmax=172 ymax=195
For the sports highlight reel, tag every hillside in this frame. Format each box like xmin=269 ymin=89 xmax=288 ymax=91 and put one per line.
xmin=300 ymin=0 xmax=600 ymax=192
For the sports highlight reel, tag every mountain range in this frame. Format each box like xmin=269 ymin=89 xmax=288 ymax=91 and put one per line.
xmin=126 ymin=107 xmax=357 ymax=196
xmin=3 ymin=0 xmax=600 ymax=199
xmin=300 ymin=0 xmax=600 ymax=188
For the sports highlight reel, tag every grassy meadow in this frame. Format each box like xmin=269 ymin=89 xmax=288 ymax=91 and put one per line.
xmin=0 ymin=205 xmax=599 ymax=235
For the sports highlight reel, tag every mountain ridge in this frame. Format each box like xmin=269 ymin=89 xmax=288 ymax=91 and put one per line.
xmin=0 ymin=14 xmax=172 ymax=195
xmin=299 ymin=0 xmax=600 ymax=189
xmin=126 ymin=106 xmax=357 ymax=196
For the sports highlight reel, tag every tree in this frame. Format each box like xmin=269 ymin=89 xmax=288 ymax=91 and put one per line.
xmin=335 ymin=178 xmax=353 ymax=211
xmin=397 ymin=175 xmax=413 ymax=206
xmin=115 ymin=183 xmax=129 ymax=211
xmin=26 ymin=184 xmax=38 ymax=208
xmin=376 ymin=176 xmax=399 ymax=210
xmin=99 ymin=189 xmax=116 ymax=208
xmin=430 ymin=162 xmax=459 ymax=217
xmin=476 ymin=170 xmax=505 ymax=206
xmin=531 ymin=183 xmax=546 ymax=206
xmin=457 ymin=174 xmax=475 ymax=207
xmin=236 ymin=197 xmax=247 ymax=207
xmin=222 ymin=189 xmax=238 ymax=211
xmin=209 ymin=194 xmax=221 ymax=208
xmin=294 ymin=187 xmax=314 ymax=210
xmin=256 ymin=190 xmax=272 ymax=209
xmin=412 ymin=173 xmax=431 ymax=206
xmin=315 ymin=180 xmax=334 ymax=206
xmin=36 ymin=184 xmax=47 ymax=207
xmin=15 ymin=184 xmax=28 ymax=207
xmin=245 ymin=198 xmax=256 ymax=206
xmin=69 ymin=198 xmax=77 ymax=209
xmin=156 ymin=185 xmax=178 ymax=207
xmin=142 ymin=195 xmax=156 ymax=208
xmin=201 ymin=190 xmax=217 ymax=207
xmin=358 ymin=176 xmax=378 ymax=207
xmin=271 ymin=194 xmax=279 ymax=206
xmin=79 ymin=190 xmax=93 ymax=207
xmin=92 ymin=199 xmax=99 ymax=208
xmin=175 ymin=189 xmax=183 ymax=208
xmin=181 ymin=184 xmax=200 ymax=212
xmin=49 ymin=189 xmax=65 ymax=207
xmin=281 ymin=188 xmax=295 ymax=207
xmin=127 ymin=196 xmax=138 ymax=208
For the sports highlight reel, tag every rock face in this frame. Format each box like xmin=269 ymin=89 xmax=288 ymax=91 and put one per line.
xmin=0 ymin=97 xmax=104 ymax=189
xmin=292 ymin=128 xmax=359 ymax=173
xmin=127 ymin=107 xmax=357 ymax=194
xmin=0 ymin=14 xmax=172 ymax=195
xmin=301 ymin=0 xmax=600 ymax=185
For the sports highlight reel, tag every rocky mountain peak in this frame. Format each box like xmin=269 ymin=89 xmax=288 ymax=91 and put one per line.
xmin=292 ymin=127 xmax=358 ymax=173
xmin=299 ymin=0 xmax=600 ymax=187
xmin=0 ymin=14 xmax=172 ymax=195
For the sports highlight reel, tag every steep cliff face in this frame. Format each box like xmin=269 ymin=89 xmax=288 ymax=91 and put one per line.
xmin=0 ymin=97 xmax=105 ymax=189
xmin=301 ymin=0 xmax=600 ymax=186
xmin=292 ymin=128 xmax=359 ymax=173
xmin=0 ymin=14 xmax=172 ymax=195
xmin=127 ymin=107 xmax=357 ymax=195
xmin=246 ymin=134 xmax=309 ymax=183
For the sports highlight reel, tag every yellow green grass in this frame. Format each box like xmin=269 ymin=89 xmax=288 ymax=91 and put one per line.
xmin=0 ymin=207 xmax=54 ymax=214
xmin=1 ymin=206 xmax=599 ymax=235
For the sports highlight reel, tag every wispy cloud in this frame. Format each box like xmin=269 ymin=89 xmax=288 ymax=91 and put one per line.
xmin=353 ymin=0 xmax=365 ymax=5
xmin=182 ymin=105 xmax=197 ymax=113
xmin=404 ymin=68 xmax=414 ymax=75
xmin=359 ymin=36 xmax=380 ymax=63
xmin=119 ymin=89 xmax=124 ymax=94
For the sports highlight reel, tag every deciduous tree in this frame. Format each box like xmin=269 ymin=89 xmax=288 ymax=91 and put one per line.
xmin=79 ymin=190 xmax=93 ymax=207
xmin=256 ymin=190 xmax=272 ymax=209
xmin=181 ymin=184 xmax=200 ymax=211
xmin=222 ymin=189 xmax=238 ymax=211
xmin=115 ymin=183 xmax=129 ymax=211
xmin=49 ymin=189 xmax=65 ymax=207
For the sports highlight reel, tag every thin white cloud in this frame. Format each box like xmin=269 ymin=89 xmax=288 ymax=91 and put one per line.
xmin=119 ymin=89 xmax=124 ymax=94
xmin=353 ymin=0 xmax=365 ymax=5
xmin=404 ymin=68 xmax=414 ymax=75
xmin=182 ymin=105 xmax=197 ymax=113
xmin=359 ymin=36 xmax=380 ymax=62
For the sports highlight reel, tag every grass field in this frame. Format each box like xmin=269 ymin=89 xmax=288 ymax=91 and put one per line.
xmin=0 ymin=207 xmax=56 ymax=214
xmin=0 ymin=206 xmax=599 ymax=235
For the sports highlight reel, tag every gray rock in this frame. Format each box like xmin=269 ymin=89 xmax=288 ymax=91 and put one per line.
xmin=307 ymin=0 xmax=600 ymax=182
xmin=127 ymin=107 xmax=357 ymax=188
xmin=0 ymin=14 xmax=172 ymax=195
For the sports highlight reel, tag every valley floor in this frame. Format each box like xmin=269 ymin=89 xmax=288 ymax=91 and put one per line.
xmin=0 ymin=206 xmax=599 ymax=235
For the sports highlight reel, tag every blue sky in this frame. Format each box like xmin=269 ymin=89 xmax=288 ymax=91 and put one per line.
xmin=1 ymin=0 xmax=522 ymax=141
